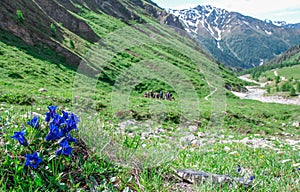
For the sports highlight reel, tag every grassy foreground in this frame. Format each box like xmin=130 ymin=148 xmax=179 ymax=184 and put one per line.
xmin=1 ymin=96 xmax=299 ymax=191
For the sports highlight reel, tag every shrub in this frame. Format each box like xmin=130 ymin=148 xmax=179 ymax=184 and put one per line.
xmin=290 ymin=87 xmax=296 ymax=96
xmin=16 ymin=10 xmax=24 ymax=23
xmin=281 ymin=82 xmax=293 ymax=92
xmin=50 ymin=23 xmax=57 ymax=36
xmin=69 ymin=39 xmax=75 ymax=49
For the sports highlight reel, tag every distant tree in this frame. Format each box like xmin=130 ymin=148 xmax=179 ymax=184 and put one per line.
xmin=297 ymin=82 xmax=300 ymax=92
xmin=290 ymin=86 xmax=296 ymax=96
xmin=281 ymin=82 xmax=293 ymax=92
xmin=16 ymin=10 xmax=24 ymax=23
xmin=50 ymin=23 xmax=56 ymax=36
xmin=69 ymin=39 xmax=75 ymax=49
xmin=275 ymin=76 xmax=280 ymax=84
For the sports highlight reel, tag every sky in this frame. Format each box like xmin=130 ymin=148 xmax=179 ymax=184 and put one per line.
xmin=151 ymin=0 xmax=300 ymax=24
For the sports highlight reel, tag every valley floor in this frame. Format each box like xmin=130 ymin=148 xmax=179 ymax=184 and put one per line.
xmin=232 ymin=74 xmax=300 ymax=105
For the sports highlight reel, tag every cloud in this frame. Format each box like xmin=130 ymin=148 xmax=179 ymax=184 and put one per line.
xmin=152 ymin=0 xmax=300 ymax=23
xmin=200 ymin=0 xmax=300 ymax=20
xmin=173 ymin=3 xmax=198 ymax=10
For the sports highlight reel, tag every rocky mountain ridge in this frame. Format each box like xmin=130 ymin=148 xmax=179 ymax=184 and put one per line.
xmin=167 ymin=5 xmax=300 ymax=68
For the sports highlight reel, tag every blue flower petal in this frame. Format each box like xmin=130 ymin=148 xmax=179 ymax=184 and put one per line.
xmin=249 ymin=176 xmax=255 ymax=181
xmin=27 ymin=116 xmax=40 ymax=129
xmin=45 ymin=112 xmax=51 ymax=122
xmin=55 ymin=140 xmax=73 ymax=156
xmin=47 ymin=106 xmax=58 ymax=118
xmin=45 ymin=123 xmax=64 ymax=141
xmin=24 ymin=151 xmax=42 ymax=169
xmin=11 ymin=130 xmax=28 ymax=146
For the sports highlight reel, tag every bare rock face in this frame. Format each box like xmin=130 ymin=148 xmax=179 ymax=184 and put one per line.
xmin=35 ymin=0 xmax=99 ymax=42
xmin=162 ymin=14 xmax=185 ymax=30
xmin=0 ymin=0 xmax=36 ymax=46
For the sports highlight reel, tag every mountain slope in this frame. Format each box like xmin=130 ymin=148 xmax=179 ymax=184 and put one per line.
xmin=167 ymin=5 xmax=300 ymax=68
xmin=239 ymin=44 xmax=300 ymax=81
xmin=0 ymin=0 xmax=247 ymax=108
xmin=266 ymin=44 xmax=300 ymax=66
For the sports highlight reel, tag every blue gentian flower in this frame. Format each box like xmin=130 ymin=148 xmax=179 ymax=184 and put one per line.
xmin=45 ymin=122 xmax=64 ymax=141
xmin=48 ymin=106 xmax=58 ymax=116
xmin=52 ymin=113 xmax=66 ymax=127
xmin=27 ymin=116 xmax=40 ymax=129
xmin=62 ymin=111 xmax=69 ymax=119
xmin=64 ymin=132 xmax=77 ymax=143
xmin=11 ymin=130 xmax=28 ymax=146
xmin=249 ymin=176 xmax=255 ymax=181
xmin=70 ymin=113 xmax=80 ymax=123
xmin=45 ymin=106 xmax=58 ymax=122
xmin=297 ymin=168 xmax=300 ymax=171
xmin=24 ymin=151 xmax=42 ymax=169
xmin=65 ymin=118 xmax=77 ymax=133
xmin=45 ymin=112 xmax=51 ymax=122
xmin=56 ymin=140 xmax=73 ymax=156
xmin=237 ymin=165 xmax=241 ymax=173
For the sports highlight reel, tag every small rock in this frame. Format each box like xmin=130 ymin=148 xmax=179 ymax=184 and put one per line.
xmin=197 ymin=132 xmax=205 ymax=137
xmin=224 ymin=146 xmax=231 ymax=152
xmin=39 ymin=88 xmax=47 ymax=92
xmin=189 ymin=125 xmax=198 ymax=132
xmin=191 ymin=140 xmax=202 ymax=147
xmin=292 ymin=122 xmax=300 ymax=127
xmin=292 ymin=163 xmax=300 ymax=167
xmin=281 ymin=159 xmax=291 ymax=164
xmin=229 ymin=151 xmax=239 ymax=155
xmin=181 ymin=135 xmax=196 ymax=144
xmin=155 ymin=128 xmax=165 ymax=134
xmin=141 ymin=132 xmax=149 ymax=138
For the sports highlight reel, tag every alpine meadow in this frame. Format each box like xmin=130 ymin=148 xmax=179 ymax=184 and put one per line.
xmin=0 ymin=0 xmax=299 ymax=191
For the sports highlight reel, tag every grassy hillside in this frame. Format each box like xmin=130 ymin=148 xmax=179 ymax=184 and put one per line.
xmin=1 ymin=0 xmax=300 ymax=191
xmin=240 ymin=44 xmax=300 ymax=96
xmin=267 ymin=44 xmax=300 ymax=66
xmin=240 ymin=44 xmax=300 ymax=78
xmin=264 ymin=65 xmax=300 ymax=80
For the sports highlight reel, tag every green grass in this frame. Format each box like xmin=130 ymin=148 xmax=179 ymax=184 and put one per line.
xmin=276 ymin=65 xmax=300 ymax=80
xmin=263 ymin=65 xmax=300 ymax=80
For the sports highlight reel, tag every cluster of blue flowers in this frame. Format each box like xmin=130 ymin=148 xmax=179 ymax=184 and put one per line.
xmin=11 ymin=106 xmax=80 ymax=169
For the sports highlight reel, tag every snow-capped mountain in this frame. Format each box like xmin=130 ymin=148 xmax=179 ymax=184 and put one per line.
xmin=166 ymin=5 xmax=300 ymax=68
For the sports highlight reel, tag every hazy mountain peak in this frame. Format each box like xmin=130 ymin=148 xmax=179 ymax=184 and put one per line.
xmin=166 ymin=5 xmax=300 ymax=68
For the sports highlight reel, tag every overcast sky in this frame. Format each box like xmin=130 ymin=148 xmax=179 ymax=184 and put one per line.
xmin=151 ymin=0 xmax=300 ymax=23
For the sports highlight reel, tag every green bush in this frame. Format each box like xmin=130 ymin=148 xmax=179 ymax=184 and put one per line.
xmin=50 ymin=23 xmax=57 ymax=36
xmin=290 ymin=86 xmax=296 ymax=96
xmin=16 ymin=10 xmax=24 ymax=23
xmin=0 ymin=93 xmax=35 ymax=105
xmin=69 ymin=39 xmax=75 ymax=49
xmin=281 ymin=82 xmax=293 ymax=92
xmin=297 ymin=82 xmax=300 ymax=92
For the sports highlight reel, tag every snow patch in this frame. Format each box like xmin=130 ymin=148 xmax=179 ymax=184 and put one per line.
xmin=265 ymin=30 xmax=272 ymax=35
